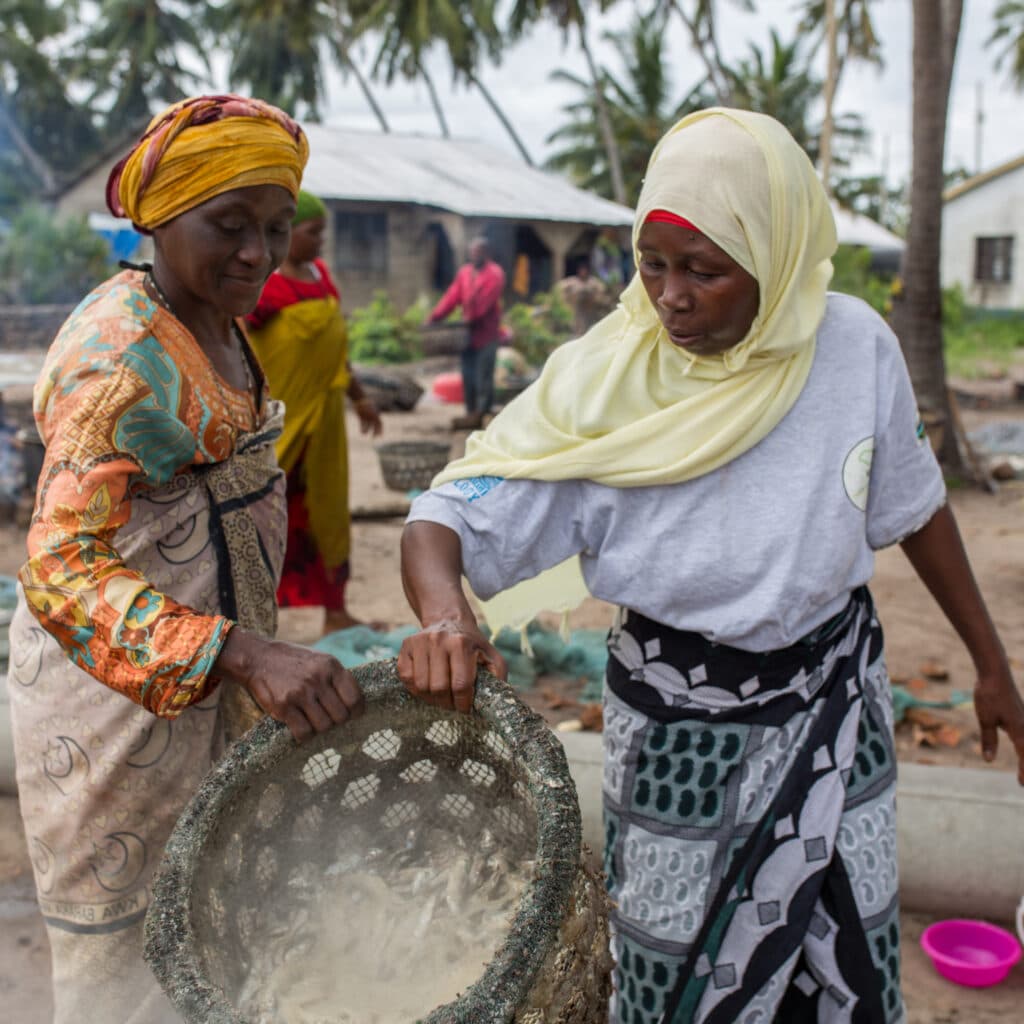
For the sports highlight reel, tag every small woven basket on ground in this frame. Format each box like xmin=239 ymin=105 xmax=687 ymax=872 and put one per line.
xmin=144 ymin=664 xmax=612 ymax=1023
xmin=420 ymin=321 xmax=470 ymax=356
xmin=357 ymin=371 xmax=425 ymax=413
xmin=376 ymin=440 xmax=451 ymax=492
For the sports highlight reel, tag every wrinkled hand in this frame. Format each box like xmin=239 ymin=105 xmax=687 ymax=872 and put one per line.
xmin=974 ymin=663 xmax=1024 ymax=785
xmin=354 ymin=397 xmax=383 ymax=436
xmin=218 ymin=628 xmax=365 ymax=742
xmin=397 ymin=619 xmax=507 ymax=714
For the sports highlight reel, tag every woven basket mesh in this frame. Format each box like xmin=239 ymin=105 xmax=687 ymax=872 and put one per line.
xmin=376 ymin=441 xmax=452 ymax=492
xmin=420 ymin=322 xmax=470 ymax=356
xmin=144 ymin=662 xmax=611 ymax=1023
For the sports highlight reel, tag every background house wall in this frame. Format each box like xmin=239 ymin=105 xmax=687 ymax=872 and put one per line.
xmin=942 ymin=158 xmax=1024 ymax=310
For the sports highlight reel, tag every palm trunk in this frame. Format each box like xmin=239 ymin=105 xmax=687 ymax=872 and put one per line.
xmin=819 ymin=0 xmax=838 ymax=195
xmin=344 ymin=55 xmax=390 ymax=132
xmin=577 ymin=27 xmax=626 ymax=205
xmin=0 ymin=90 xmax=57 ymax=195
xmin=468 ymin=72 xmax=533 ymax=166
xmin=668 ymin=0 xmax=731 ymax=103
xmin=889 ymin=0 xmax=965 ymax=473
xmin=415 ymin=63 xmax=450 ymax=137
xmin=330 ymin=12 xmax=390 ymax=134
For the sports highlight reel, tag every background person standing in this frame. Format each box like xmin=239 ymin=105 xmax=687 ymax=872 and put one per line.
xmin=247 ymin=190 xmax=383 ymax=632
xmin=428 ymin=235 xmax=506 ymax=430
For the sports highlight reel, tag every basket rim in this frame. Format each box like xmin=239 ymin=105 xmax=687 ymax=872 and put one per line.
xmin=143 ymin=664 xmax=583 ymax=1024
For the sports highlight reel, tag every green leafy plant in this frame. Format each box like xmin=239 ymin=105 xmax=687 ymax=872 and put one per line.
xmin=504 ymin=289 xmax=574 ymax=368
xmin=0 ymin=204 xmax=115 ymax=304
xmin=830 ymin=244 xmax=893 ymax=314
xmin=943 ymin=294 xmax=1024 ymax=379
xmin=347 ymin=291 xmax=427 ymax=364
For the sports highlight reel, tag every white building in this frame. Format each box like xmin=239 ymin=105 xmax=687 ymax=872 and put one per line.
xmin=942 ymin=154 xmax=1024 ymax=310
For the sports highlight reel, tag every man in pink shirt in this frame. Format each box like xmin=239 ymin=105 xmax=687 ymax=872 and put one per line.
xmin=428 ymin=236 xmax=506 ymax=429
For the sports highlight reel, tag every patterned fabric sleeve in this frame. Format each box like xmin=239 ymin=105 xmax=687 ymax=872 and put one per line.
xmin=19 ymin=349 xmax=231 ymax=718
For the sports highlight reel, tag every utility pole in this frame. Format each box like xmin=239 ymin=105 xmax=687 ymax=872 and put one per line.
xmin=879 ymin=133 xmax=890 ymax=226
xmin=974 ymin=80 xmax=984 ymax=173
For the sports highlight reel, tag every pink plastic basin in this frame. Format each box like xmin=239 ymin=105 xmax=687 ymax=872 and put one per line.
xmin=431 ymin=372 xmax=464 ymax=405
xmin=920 ymin=919 xmax=1022 ymax=988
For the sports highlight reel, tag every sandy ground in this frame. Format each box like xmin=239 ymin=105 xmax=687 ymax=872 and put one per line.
xmin=2 ymin=365 xmax=1024 ymax=1019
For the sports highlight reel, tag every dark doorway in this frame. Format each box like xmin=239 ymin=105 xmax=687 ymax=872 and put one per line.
xmin=426 ymin=222 xmax=455 ymax=291
xmin=513 ymin=225 xmax=553 ymax=296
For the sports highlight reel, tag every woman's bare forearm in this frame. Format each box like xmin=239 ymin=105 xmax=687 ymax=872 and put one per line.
xmin=400 ymin=521 xmax=478 ymax=628
xmin=899 ymin=504 xmax=1006 ymax=674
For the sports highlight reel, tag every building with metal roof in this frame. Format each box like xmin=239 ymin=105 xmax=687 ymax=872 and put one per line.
xmin=56 ymin=126 xmax=635 ymax=310
xmin=942 ymin=153 xmax=1024 ymax=310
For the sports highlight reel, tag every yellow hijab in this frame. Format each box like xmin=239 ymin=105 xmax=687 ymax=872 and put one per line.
xmin=106 ymin=94 xmax=309 ymax=231
xmin=434 ymin=108 xmax=837 ymax=636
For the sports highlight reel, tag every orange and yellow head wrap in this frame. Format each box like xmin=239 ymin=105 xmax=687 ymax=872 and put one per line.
xmin=106 ymin=94 xmax=309 ymax=232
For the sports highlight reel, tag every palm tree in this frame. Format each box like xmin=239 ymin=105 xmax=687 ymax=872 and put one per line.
xmin=655 ymin=0 xmax=756 ymax=105
xmin=0 ymin=0 xmax=92 ymax=193
xmin=796 ymin=0 xmax=883 ymax=191
xmin=350 ymin=0 xmax=533 ymax=163
xmin=347 ymin=0 xmax=465 ymax=137
xmin=888 ymin=0 xmax=966 ymax=473
xmin=721 ymin=30 xmax=868 ymax=169
xmin=545 ymin=10 xmax=711 ymax=204
xmin=207 ymin=0 xmax=333 ymax=119
xmin=508 ymin=0 xmax=628 ymax=203
xmin=988 ymin=1 xmax=1024 ymax=86
xmin=69 ymin=0 xmax=209 ymax=129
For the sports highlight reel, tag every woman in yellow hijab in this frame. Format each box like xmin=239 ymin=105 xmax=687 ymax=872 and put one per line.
xmin=397 ymin=109 xmax=1024 ymax=1022
xmin=247 ymin=189 xmax=383 ymax=632
xmin=9 ymin=95 xmax=363 ymax=1023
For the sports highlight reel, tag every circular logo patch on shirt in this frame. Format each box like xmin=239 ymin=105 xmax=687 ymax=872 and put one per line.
xmin=842 ymin=437 xmax=875 ymax=511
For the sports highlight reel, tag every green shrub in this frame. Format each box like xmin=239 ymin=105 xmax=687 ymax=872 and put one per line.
xmin=943 ymin=300 xmax=1024 ymax=378
xmin=347 ymin=291 xmax=427 ymax=363
xmin=0 ymin=204 xmax=115 ymax=304
xmin=504 ymin=289 xmax=574 ymax=368
xmin=830 ymin=244 xmax=893 ymax=314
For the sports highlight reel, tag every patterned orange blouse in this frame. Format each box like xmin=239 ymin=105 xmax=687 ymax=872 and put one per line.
xmin=19 ymin=270 xmax=262 ymax=716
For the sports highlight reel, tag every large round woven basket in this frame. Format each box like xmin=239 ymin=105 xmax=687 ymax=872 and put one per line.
xmin=144 ymin=663 xmax=612 ymax=1023
xmin=376 ymin=440 xmax=451 ymax=492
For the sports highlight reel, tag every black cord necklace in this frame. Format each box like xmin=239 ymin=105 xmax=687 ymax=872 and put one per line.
xmin=118 ymin=259 xmax=256 ymax=399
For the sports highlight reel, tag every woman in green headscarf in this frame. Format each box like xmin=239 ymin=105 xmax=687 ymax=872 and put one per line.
xmin=248 ymin=190 xmax=383 ymax=632
xmin=396 ymin=109 xmax=1024 ymax=1022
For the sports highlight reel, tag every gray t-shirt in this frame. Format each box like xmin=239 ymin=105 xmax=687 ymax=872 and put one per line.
xmin=407 ymin=293 xmax=946 ymax=651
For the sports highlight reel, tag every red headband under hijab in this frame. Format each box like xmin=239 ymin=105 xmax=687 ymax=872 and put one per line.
xmin=645 ymin=209 xmax=701 ymax=232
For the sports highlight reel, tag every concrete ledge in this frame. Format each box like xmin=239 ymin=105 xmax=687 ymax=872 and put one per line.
xmin=556 ymin=730 xmax=1024 ymax=922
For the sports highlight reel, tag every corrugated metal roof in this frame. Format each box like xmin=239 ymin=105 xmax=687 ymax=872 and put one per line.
xmin=830 ymin=201 xmax=904 ymax=252
xmin=300 ymin=125 xmax=635 ymax=227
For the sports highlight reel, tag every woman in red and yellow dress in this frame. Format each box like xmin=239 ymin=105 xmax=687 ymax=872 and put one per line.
xmin=247 ymin=191 xmax=382 ymax=631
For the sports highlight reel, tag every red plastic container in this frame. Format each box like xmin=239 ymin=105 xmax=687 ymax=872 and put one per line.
xmin=431 ymin=372 xmax=464 ymax=405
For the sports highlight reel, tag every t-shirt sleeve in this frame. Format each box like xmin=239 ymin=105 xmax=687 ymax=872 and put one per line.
xmin=405 ymin=476 xmax=586 ymax=599
xmin=865 ymin=327 xmax=947 ymax=549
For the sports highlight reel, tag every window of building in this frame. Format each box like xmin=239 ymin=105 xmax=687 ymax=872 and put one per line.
xmin=974 ymin=236 xmax=1014 ymax=283
xmin=333 ymin=210 xmax=388 ymax=272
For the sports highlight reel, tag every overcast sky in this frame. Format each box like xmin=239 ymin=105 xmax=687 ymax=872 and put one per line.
xmin=316 ymin=0 xmax=1024 ymax=191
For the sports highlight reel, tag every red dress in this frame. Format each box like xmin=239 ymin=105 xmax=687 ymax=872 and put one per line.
xmin=248 ymin=260 xmax=350 ymax=611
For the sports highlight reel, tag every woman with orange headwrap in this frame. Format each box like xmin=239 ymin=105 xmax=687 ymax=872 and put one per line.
xmin=7 ymin=95 xmax=364 ymax=1022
